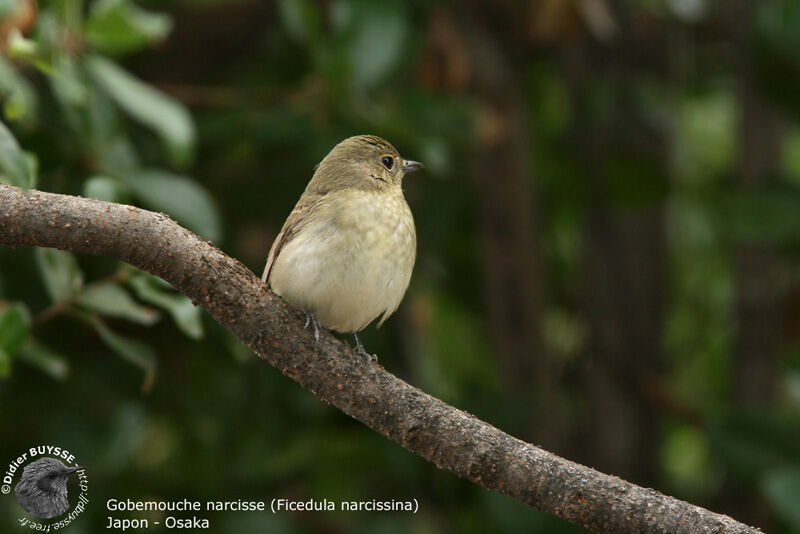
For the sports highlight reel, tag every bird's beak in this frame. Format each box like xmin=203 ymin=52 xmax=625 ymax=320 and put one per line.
xmin=403 ymin=160 xmax=424 ymax=173
xmin=65 ymin=466 xmax=84 ymax=474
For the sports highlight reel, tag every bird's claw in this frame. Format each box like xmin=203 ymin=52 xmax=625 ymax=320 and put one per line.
xmin=357 ymin=346 xmax=378 ymax=363
xmin=353 ymin=332 xmax=378 ymax=363
xmin=304 ymin=311 xmax=321 ymax=345
xmin=303 ymin=315 xmax=375 ymax=362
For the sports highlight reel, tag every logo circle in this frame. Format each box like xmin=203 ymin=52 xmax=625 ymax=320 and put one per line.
xmin=2 ymin=445 xmax=89 ymax=528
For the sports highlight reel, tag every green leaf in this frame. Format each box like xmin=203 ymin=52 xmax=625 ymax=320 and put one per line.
xmin=94 ymin=133 xmax=140 ymax=176
xmin=331 ymin=0 xmax=409 ymax=90
xmin=159 ymin=296 xmax=203 ymax=340
xmin=756 ymin=1 xmax=800 ymax=61
xmin=0 ymin=56 xmax=38 ymax=123
xmin=542 ymin=308 xmax=588 ymax=360
xmin=278 ymin=0 xmax=321 ymax=43
xmin=50 ymin=53 xmax=88 ymax=109
xmin=675 ymin=93 xmax=736 ymax=186
xmin=16 ymin=341 xmax=70 ymax=380
xmin=24 ymin=152 xmax=37 ymax=187
xmin=47 ymin=53 xmax=92 ymax=144
xmin=753 ymin=2 xmax=800 ymax=121
xmin=127 ymin=273 xmax=204 ymax=339
xmin=6 ymin=29 xmax=51 ymax=74
xmin=708 ymin=411 xmax=800 ymax=480
xmin=87 ymin=55 xmax=196 ymax=167
xmin=0 ymin=120 xmax=33 ymax=187
xmin=0 ymin=0 xmax=18 ymax=18
xmin=428 ymin=292 xmax=496 ymax=399
xmin=102 ymin=403 xmax=147 ymax=469
xmin=715 ymin=186 xmax=800 ymax=245
xmin=0 ymin=302 xmax=31 ymax=356
xmin=86 ymin=0 xmax=173 ymax=55
xmin=762 ymin=466 xmax=800 ymax=530
xmin=83 ymin=175 xmax=128 ymax=202
xmin=661 ymin=424 xmax=713 ymax=494
xmin=117 ymin=169 xmax=221 ymax=242
xmin=223 ymin=329 xmax=251 ymax=363
xmin=77 ymin=283 xmax=160 ymax=325
xmin=89 ymin=315 xmax=156 ymax=387
xmin=0 ymin=347 xmax=9 ymax=377
xmin=36 ymin=248 xmax=85 ymax=302
xmin=783 ymin=126 xmax=800 ymax=184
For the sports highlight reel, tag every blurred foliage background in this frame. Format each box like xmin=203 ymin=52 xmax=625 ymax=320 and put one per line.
xmin=2 ymin=0 xmax=800 ymax=532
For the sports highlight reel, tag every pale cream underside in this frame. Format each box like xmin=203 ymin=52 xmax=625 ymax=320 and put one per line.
xmin=268 ymin=190 xmax=416 ymax=333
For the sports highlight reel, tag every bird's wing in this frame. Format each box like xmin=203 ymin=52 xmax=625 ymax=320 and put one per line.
xmin=262 ymin=192 xmax=327 ymax=284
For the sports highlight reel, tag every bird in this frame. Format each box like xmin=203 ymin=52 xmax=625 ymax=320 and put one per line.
xmin=14 ymin=457 xmax=84 ymax=519
xmin=263 ymin=135 xmax=423 ymax=361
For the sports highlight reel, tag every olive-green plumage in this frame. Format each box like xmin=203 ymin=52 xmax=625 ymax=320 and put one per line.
xmin=263 ymin=135 xmax=423 ymax=358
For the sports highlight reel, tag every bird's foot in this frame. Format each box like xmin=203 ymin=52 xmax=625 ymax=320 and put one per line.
xmin=353 ymin=332 xmax=377 ymax=363
xmin=304 ymin=311 xmax=321 ymax=345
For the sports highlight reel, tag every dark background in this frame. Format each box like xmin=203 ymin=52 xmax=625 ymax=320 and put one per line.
xmin=2 ymin=0 xmax=800 ymax=532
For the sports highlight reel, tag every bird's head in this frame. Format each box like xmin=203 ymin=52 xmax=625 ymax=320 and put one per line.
xmin=310 ymin=135 xmax=424 ymax=193
xmin=23 ymin=458 xmax=83 ymax=494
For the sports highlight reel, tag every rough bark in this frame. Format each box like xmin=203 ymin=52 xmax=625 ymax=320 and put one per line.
xmin=0 ymin=184 xmax=758 ymax=534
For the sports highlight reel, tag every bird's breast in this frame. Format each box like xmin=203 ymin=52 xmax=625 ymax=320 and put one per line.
xmin=333 ymin=191 xmax=416 ymax=255
xmin=269 ymin=189 xmax=416 ymax=332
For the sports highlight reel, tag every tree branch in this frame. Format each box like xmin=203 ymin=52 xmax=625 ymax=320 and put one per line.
xmin=0 ymin=185 xmax=758 ymax=534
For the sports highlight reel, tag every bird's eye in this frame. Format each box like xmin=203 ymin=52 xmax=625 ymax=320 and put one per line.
xmin=380 ymin=156 xmax=394 ymax=170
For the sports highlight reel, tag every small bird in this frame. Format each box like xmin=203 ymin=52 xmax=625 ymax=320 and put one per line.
xmin=263 ymin=135 xmax=423 ymax=361
xmin=14 ymin=458 xmax=84 ymax=519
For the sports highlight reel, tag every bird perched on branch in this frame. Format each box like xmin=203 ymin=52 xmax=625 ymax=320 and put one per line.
xmin=14 ymin=457 xmax=84 ymax=519
xmin=263 ymin=135 xmax=423 ymax=361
